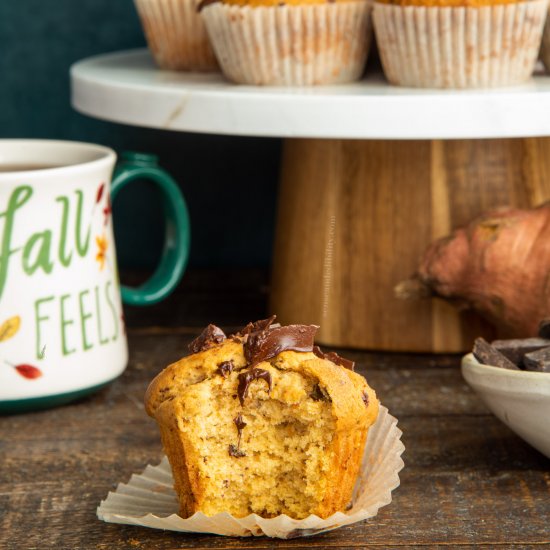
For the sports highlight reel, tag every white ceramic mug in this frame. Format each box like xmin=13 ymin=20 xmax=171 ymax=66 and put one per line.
xmin=0 ymin=140 xmax=190 ymax=412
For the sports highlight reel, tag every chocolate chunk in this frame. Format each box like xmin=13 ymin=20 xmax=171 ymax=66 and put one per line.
xmin=313 ymin=345 xmax=355 ymax=371
xmin=523 ymin=346 xmax=550 ymax=372
xmin=539 ymin=318 xmax=550 ymax=339
xmin=216 ymin=360 xmax=234 ymax=378
xmin=473 ymin=338 xmax=520 ymax=370
xmin=362 ymin=391 xmax=369 ymax=407
xmin=233 ymin=316 xmax=277 ymax=338
xmin=491 ymin=337 xmax=550 ymax=367
xmin=310 ymin=383 xmax=327 ymax=402
xmin=244 ymin=324 xmax=319 ymax=366
xmin=188 ymin=324 xmax=226 ymax=354
xmin=234 ymin=413 xmax=247 ymax=438
xmin=233 ymin=413 xmax=247 ymax=448
xmin=237 ymin=368 xmax=272 ymax=405
xmin=228 ymin=444 xmax=246 ymax=458
xmin=229 ymin=414 xmax=248 ymax=458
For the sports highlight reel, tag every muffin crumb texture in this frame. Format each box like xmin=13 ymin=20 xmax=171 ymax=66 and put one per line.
xmin=145 ymin=319 xmax=378 ymax=519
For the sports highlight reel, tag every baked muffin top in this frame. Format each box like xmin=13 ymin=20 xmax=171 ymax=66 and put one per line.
xmin=146 ymin=317 xmax=378 ymax=432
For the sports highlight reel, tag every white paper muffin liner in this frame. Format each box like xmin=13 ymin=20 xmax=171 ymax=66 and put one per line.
xmin=97 ymin=404 xmax=404 ymax=538
xmin=200 ymin=1 xmax=373 ymax=85
xmin=540 ymin=6 xmax=550 ymax=72
xmin=134 ymin=0 xmax=218 ymax=71
xmin=373 ymin=0 xmax=548 ymax=88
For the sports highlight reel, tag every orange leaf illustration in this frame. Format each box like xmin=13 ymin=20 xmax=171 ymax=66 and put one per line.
xmin=0 ymin=316 xmax=21 ymax=342
xmin=95 ymin=234 xmax=108 ymax=271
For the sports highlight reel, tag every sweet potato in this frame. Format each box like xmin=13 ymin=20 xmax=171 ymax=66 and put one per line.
xmin=395 ymin=202 xmax=550 ymax=337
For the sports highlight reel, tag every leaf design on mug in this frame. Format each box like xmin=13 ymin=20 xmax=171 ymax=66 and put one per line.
xmin=95 ymin=234 xmax=108 ymax=271
xmin=14 ymin=364 xmax=43 ymax=380
xmin=96 ymin=182 xmax=106 ymax=204
xmin=103 ymin=196 xmax=112 ymax=226
xmin=0 ymin=316 xmax=21 ymax=342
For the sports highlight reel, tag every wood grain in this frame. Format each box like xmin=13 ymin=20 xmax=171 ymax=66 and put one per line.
xmin=121 ymin=268 xmax=269 ymax=331
xmin=271 ymin=137 xmax=550 ymax=352
xmin=1 ymin=289 xmax=549 ymax=550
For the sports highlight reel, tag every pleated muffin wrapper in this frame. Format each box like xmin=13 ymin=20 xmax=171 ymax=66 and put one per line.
xmin=540 ymin=5 xmax=550 ymax=72
xmin=200 ymin=0 xmax=373 ymax=85
xmin=134 ymin=0 xmax=218 ymax=71
xmin=373 ymin=0 xmax=548 ymax=89
xmin=97 ymin=405 xmax=404 ymax=539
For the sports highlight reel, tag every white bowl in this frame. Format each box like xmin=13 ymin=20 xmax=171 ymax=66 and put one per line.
xmin=461 ymin=353 xmax=550 ymax=458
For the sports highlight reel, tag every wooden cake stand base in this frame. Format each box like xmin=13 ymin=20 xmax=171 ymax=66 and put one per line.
xmin=270 ymin=137 xmax=550 ymax=352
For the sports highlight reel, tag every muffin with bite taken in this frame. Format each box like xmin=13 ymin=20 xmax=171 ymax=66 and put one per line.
xmin=145 ymin=316 xmax=379 ymax=519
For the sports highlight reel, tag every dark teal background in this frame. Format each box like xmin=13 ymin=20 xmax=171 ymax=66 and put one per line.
xmin=0 ymin=0 xmax=280 ymax=269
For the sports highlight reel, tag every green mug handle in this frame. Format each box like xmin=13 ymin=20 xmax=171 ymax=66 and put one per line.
xmin=111 ymin=152 xmax=190 ymax=306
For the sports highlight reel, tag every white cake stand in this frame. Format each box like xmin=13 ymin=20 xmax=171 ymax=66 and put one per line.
xmin=71 ymin=49 xmax=550 ymax=352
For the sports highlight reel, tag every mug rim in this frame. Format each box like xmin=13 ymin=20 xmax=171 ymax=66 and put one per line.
xmin=0 ymin=139 xmax=116 ymax=180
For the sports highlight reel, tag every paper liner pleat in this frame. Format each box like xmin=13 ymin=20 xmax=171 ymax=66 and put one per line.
xmin=373 ymin=0 xmax=548 ymax=88
xmin=200 ymin=1 xmax=373 ymax=85
xmin=540 ymin=6 xmax=550 ymax=72
xmin=134 ymin=0 xmax=218 ymax=71
xmin=97 ymin=404 xmax=404 ymax=539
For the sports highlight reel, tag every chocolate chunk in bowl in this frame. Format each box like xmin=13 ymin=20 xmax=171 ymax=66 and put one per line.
xmin=523 ymin=348 xmax=550 ymax=373
xmin=490 ymin=337 xmax=550 ymax=367
xmin=472 ymin=338 xmax=519 ymax=371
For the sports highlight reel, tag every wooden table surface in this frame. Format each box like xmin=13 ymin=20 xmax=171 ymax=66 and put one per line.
xmin=1 ymin=270 xmax=549 ymax=549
